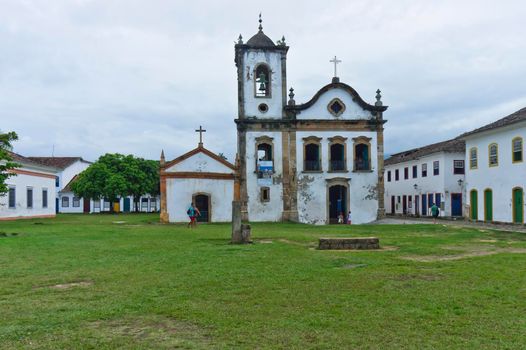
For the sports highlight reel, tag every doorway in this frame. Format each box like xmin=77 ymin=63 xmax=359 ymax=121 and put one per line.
xmin=83 ymin=198 xmax=91 ymax=213
xmin=391 ymin=196 xmax=395 ymax=215
xmin=123 ymin=198 xmax=131 ymax=212
xmin=512 ymin=187 xmax=523 ymax=224
xmin=328 ymin=185 xmax=347 ymax=224
xmin=194 ymin=194 xmax=210 ymax=223
xmin=402 ymin=195 xmax=407 ymax=214
xmin=484 ymin=189 xmax=493 ymax=222
xmin=451 ymin=193 xmax=462 ymax=217
xmin=415 ymin=195 xmax=420 ymax=216
xmin=470 ymin=190 xmax=478 ymax=220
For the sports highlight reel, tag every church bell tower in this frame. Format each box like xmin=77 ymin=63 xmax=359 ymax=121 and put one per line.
xmin=234 ymin=15 xmax=289 ymax=119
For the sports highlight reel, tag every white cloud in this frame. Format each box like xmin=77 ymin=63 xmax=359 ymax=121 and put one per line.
xmin=1 ymin=0 xmax=525 ymax=162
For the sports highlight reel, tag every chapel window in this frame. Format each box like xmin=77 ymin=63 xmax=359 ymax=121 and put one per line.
xmin=469 ymin=147 xmax=478 ymax=169
xmin=255 ymin=64 xmax=271 ymax=97
xmin=260 ymin=187 xmax=270 ymax=202
xmin=328 ymin=136 xmax=347 ymax=171
xmin=488 ymin=143 xmax=498 ymax=167
xmin=353 ymin=137 xmax=371 ymax=171
xmin=305 ymin=143 xmax=321 ymax=171
xmin=512 ymin=137 xmax=523 ymax=163
xmin=255 ymin=136 xmax=274 ymax=180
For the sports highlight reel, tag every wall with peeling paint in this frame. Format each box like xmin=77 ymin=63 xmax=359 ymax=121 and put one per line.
xmin=246 ymin=131 xmax=284 ymax=221
xmin=296 ymin=131 xmax=379 ymax=224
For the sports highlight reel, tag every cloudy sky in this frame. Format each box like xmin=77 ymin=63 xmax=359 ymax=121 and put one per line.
xmin=1 ymin=0 xmax=525 ymax=162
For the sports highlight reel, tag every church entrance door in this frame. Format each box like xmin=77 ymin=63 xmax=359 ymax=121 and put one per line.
xmin=328 ymin=185 xmax=347 ymax=224
xmin=194 ymin=194 xmax=210 ymax=223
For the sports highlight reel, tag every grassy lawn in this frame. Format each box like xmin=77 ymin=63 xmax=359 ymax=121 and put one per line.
xmin=1 ymin=214 xmax=525 ymax=349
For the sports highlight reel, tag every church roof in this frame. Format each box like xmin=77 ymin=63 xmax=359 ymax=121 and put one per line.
xmin=27 ymin=156 xmax=91 ymax=169
xmin=285 ymin=81 xmax=388 ymax=113
xmin=246 ymin=30 xmax=276 ymax=48
xmin=162 ymin=146 xmax=236 ymax=171
xmin=459 ymin=107 xmax=526 ymax=139
xmin=385 ymin=138 xmax=465 ymax=166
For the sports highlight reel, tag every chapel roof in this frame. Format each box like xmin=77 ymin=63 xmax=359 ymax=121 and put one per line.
xmin=385 ymin=138 xmax=465 ymax=166
xmin=459 ymin=107 xmax=526 ymax=139
xmin=162 ymin=146 xmax=236 ymax=171
xmin=26 ymin=156 xmax=91 ymax=169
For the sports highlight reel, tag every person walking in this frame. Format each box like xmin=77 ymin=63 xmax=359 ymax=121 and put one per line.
xmin=347 ymin=210 xmax=352 ymax=225
xmin=430 ymin=202 xmax=440 ymax=224
xmin=187 ymin=203 xmax=201 ymax=228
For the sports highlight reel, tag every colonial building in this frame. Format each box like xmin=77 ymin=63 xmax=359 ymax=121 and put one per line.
xmin=384 ymin=138 xmax=466 ymax=217
xmin=27 ymin=156 xmax=91 ymax=213
xmin=234 ymin=18 xmax=388 ymax=224
xmin=460 ymin=107 xmax=525 ymax=224
xmin=160 ymin=135 xmax=236 ymax=223
xmin=0 ymin=152 xmax=59 ymax=220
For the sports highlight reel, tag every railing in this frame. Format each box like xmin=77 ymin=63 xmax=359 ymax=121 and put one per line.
xmin=329 ymin=160 xmax=346 ymax=171
xmin=354 ymin=160 xmax=370 ymax=171
xmin=304 ymin=160 xmax=321 ymax=171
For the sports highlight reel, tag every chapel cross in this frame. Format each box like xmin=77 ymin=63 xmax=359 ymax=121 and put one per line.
xmin=330 ymin=56 xmax=342 ymax=78
xmin=195 ymin=125 xmax=206 ymax=147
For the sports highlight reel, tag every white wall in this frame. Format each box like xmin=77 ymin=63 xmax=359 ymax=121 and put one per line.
xmin=384 ymin=152 xmax=465 ymax=217
xmin=0 ymin=170 xmax=56 ymax=219
xmin=296 ymin=131 xmax=378 ymax=224
xmin=246 ymin=131 xmax=284 ymax=221
xmin=242 ymin=50 xmax=284 ymax=118
xmin=166 ymin=152 xmax=232 ymax=173
xmin=166 ymin=178 xmax=233 ymax=222
xmin=58 ymin=160 xmax=90 ymax=192
xmin=465 ymin=123 xmax=526 ymax=223
xmin=296 ymin=89 xmax=374 ymax=120
xmin=58 ymin=191 xmax=85 ymax=213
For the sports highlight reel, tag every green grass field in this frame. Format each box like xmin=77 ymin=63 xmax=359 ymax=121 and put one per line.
xmin=1 ymin=214 xmax=525 ymax=349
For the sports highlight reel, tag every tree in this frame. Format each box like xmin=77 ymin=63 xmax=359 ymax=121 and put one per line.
xmin=0 ymin=132 xmax=19 ymax=196
xmin=71 ymin=153 xmax=159 ymax=212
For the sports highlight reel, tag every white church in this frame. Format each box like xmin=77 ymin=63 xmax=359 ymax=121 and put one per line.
xmin=160 ymin=19 xmax=387 ymax=224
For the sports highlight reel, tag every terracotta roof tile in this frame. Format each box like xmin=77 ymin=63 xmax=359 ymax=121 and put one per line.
xmin=385 ymin=138 xmax=465 ymax=166
xmin=459 ymin=107 xmax=526 ymax=138
xmin=26 ymin=157 xmax=90 ymax=169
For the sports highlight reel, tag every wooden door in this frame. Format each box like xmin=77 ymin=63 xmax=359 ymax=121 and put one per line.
xmin=470 ymin=190 xmax=478 ymax=220
xmin=513 ymin=188 xmax=524 ymax=223
xmin=484 ymin=189 xmax=493 ymax=222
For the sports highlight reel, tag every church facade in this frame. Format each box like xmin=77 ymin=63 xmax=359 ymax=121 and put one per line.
xmin=234 ymin=20 xmax=388 ymax=224
xmin=159 ymin=20 xmax=388 ymax=224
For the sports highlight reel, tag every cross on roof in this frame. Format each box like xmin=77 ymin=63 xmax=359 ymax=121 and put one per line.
xmin=330 ymin=56 xmax=342 ymax=78
xmin=195 ymin=125 xmax=206 ymax=147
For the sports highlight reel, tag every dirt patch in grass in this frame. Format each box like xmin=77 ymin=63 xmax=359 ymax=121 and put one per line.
xmin=316 ymin=245 xmax=399 ymax=252
xmin=50 ymin=281 xmax=93 ymax=289
xmin=89 ymin=316 xmax=213 ymax=348
xmin=393 ymin=273 xmax=444 ymax=281
xmin=401 ymin=245 xmax=526 ymax=262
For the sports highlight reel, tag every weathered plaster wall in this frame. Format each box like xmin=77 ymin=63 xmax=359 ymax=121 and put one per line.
xmin=295 ymin=131 xmax=378 ymax=224
xmin=295 ymin=88 xmax=374 ymax=120
xmin=246 ymin=131 xmax=284 ymax=221
xmin=166 ymin=178 xmax=234 ymax=222
xmin=242 ymin=50 xmax=283 ymax=118
xmin=166 ymin=152 xmax=233 ymax=173
xmin=465 ymin=124 xmax=526 ymax=223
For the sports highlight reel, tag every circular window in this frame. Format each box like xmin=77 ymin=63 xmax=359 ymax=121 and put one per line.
xmin=258 ymin=103 xmax=269 ymax=113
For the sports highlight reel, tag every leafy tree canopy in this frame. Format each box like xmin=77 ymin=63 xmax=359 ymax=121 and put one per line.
xmin=0 ymin=132 xmax=19 ymax=196
xmin=71 ymin=153 xmax=159 ymax=210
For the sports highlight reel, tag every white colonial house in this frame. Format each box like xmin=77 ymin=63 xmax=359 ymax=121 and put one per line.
xmin=1 ymin=152 xmax=59 ymax=220
xmin=160 ymin=145 xmax=236 ymax=223
xmin=384 ymin=139 xmax=466 ymax=217
xmin=28 ymin=157 xmax=92 ymax=213
xmin=459 ymin=107 xmax=525 ymax=224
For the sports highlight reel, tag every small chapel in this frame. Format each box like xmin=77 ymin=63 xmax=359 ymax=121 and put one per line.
xmin=160 ymin=17 xmax=388 ymax=225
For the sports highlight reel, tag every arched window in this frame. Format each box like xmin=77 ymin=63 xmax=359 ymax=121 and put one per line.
xmin=303 ymin=136 xmax=322 ymax=171
xmin=255 ymin=136 xmax=274 ymax=180
xmin=353 ymin=136 xmax=372 ymax=171
xmin=328 ymin=136 xmax=347 ymax=171
xmin=255 ymin=64 xmax=271 ymax=97
xmin=488 ymin=143 xmax=498 ymax=167
xmin=512 ymin=137 xmax=523 ymax=163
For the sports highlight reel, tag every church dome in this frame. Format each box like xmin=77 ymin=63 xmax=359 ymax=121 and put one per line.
xmin=246 ymin=31 xmax=276 ymax=48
